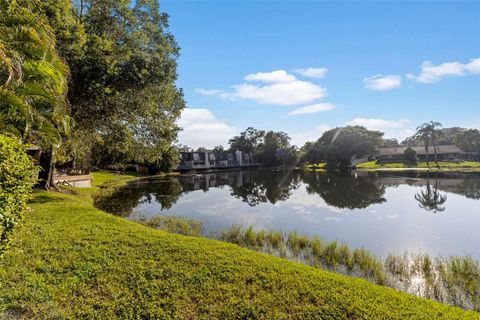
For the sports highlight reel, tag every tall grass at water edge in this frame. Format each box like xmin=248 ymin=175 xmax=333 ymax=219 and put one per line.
xmin=219 ymin=224 xmax=480 ymax=311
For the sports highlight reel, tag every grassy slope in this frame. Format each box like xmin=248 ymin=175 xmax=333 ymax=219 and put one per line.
xmin=0 ymin=173 xmax=478 ymax=319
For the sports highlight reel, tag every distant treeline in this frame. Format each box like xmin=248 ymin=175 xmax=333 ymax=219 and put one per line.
xmin=190 ymin=123 xmax=480 ymax=169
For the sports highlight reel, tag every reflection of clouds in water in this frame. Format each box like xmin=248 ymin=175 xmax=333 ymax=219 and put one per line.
xmin=279 ymin=185 xmax=345 ymax=214
xmin=385 ymin=214 xmax=399 ymax=219
xmin=324 ymin=217 xmax=342 ymax=222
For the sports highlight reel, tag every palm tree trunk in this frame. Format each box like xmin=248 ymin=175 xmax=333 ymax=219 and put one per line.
xmin=37 ymin=147 xmax=55 ymax=190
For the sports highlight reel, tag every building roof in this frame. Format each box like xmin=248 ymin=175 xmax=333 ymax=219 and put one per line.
xmin=378 ymin=145 xmax=464 ymax=156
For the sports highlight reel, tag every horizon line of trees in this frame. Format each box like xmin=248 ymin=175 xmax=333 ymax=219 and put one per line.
xmin=185 ymin=123 xmax=480 ymax=169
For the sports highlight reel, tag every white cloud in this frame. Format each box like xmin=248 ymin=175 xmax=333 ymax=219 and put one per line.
xmin=177 ymin=108 xmax=237 ymax=149
xmin=293 ymin=67 xmax=328 ymax=79
xmin=364 ymin=74 xmax=402 ymax=91
xmin=290 ymin=125 xmax=331 ymax=146
xmin=407 ymin=57 xmax=480 ymax=83
xmin=346 ymin=118 xmax=409 ymax=130
xmin=288 ymin=103 xmax=336 ymax=115
xmin=195 ymin=69 xmax=327 ymax=106
xmin=195 ymin=88 xmax=224 ymax=96
xmin=244 ymin=70 xmax=296 ymax=83
xmin=345 ymin=118 xmax=414 ymax=141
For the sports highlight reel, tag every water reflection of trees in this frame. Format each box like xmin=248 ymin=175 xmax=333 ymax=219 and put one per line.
xmin=229 ymin=170 xmax=301 ymax=206
xmin=303 ymin=172 xmax=387 ymax=209
xmin=414 ymin=173 xmax=448 ymax=213
xmin=94 ymin=170 xmax=479 ymax=216
xmin=94 ymin=178 xmax=183 ymax=216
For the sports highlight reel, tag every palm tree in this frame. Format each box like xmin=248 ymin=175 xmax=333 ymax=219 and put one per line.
xmin=415 ymin=121 xmax=442 ymax=168
xmin=0 ymin=3 xmax=71 ymax=189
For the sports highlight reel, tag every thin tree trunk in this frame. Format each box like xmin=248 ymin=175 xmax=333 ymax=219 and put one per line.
xmin=38 ymin=147 xmax=55 ymax=190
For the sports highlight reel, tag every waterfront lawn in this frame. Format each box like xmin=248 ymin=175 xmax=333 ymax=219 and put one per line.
xmin=356 ymin=160 xmax=480 ymax=171
xmin=0 ymin=173 xmax=477 ymax=319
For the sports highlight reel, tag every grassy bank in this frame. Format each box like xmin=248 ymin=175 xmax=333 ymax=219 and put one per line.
xmin=0 ymin=172 xmax=477 ymax=319
xmin=356 ymin=161 xmax=480 ymax=172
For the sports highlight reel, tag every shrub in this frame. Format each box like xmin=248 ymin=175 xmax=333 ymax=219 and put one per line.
xmin=0 ymin=135 xmax=37 ymax=257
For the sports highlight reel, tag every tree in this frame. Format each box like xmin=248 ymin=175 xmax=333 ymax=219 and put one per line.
xmin=382 ymin=138 xmax=400 ymax=147
xmin=305 ymin=126 xmax=383 ymax=169
xmin=415 ymin=121 xmax=442 ymax=167
xmin=212 ymin=145 xmax=225 ymax=153
xmin=257 ymin=131 xmax=297 ymax=167
xmin=229 ymin=127 xmax=265 ymax=154
xmin=0 ymin=2 xmax=71 ymax=189
xmin=454 ymin=129 xmax=480 ymax=160
xmin=404 ymin=147 xmax=417 ymax=162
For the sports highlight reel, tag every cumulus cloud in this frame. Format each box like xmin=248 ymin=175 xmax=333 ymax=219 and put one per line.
xmin=407 ymin=57 xmax=480 ymax=83
xmin=288 ymin=103 xmax=336 ymax=115
xmin=177 ymin=108 xmax=237 ymax=149
xmin=293 ymin=67 xmax=328 ymax=79
xmin=290 ymin=125 xmax=331 ymax=146
xmin=194 ymin=88 xmax=224 ymax=96
xmin=195 ymin=69 xmax=327 ymax=106
xmin=346 ymin=118 xmax=409 ymax=130
xmin=345 ymin=118 xmax=414 ymax=140
xmin=244 ymin=70 xmax=296 ymax=83
xmin=364 ymin=74 xmax=402 ymax=91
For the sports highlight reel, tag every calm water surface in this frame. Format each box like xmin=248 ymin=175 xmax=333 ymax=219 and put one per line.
xmin=95 ymin=170 xmax=480 ymax=258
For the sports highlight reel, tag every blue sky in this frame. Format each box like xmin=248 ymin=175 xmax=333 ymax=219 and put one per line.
xmin=161 ymin=1 xmax=480 ymax=148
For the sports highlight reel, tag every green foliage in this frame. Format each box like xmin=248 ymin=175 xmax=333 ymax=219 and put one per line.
xmin=0 ymin=183 xmax=476 ymax=318
xmin=302 ymin=126 xmax=384 ymax=168
xmin=0 ymin=135 xmax=37 ymax=257
xmin=0 ymin=1 xmax=71 ymax=188
xmin=404 ymin=146 xmax=417 ymax=162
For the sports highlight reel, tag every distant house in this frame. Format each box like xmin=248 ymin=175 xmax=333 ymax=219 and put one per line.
xmin=377 ymin=145 xmax=465 ymax=162
xmin=178 ymin=150 xmax=255 ymax=171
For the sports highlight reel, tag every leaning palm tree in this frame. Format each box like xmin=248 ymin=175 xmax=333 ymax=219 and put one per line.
xmin=427 ymin=121 xmax=442 ymax=167
xmin=0 ymin=3 xmax=71 ymax=189
xmin=414 ymin=124 xmax=431 ymax=167
xmin=415 ymin=121 xmax=442 ymax=168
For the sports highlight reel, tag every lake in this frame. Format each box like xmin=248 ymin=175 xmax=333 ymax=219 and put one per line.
xmin=95 ymin=169 xmax=480 ymax=258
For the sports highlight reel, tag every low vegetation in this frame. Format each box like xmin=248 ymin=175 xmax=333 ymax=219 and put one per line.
xmin=0 ymin=172 xmax=477 ymax=318
xmin=0 ymin=135 xmax=37 ymax=257
xmin=219 ymin=224 xmax=480 ymax=311
xmin=356 ymin=161 xmax=480 ymax=171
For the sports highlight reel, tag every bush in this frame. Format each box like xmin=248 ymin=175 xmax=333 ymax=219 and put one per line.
xmin=404 ymin=147 xmax=417 ymax=162
xmin=0 ymin=135 xmax=37 ymax=257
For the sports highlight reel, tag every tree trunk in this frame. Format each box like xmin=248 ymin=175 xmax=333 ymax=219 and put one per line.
xmin=37 ymin=148 xmax=54 ymax=190
xmin=433 ymin=144 xmax=439 ymax=167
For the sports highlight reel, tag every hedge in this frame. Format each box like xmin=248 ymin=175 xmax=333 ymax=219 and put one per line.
xmin=0 ymin=134 xmax=37 ymax=257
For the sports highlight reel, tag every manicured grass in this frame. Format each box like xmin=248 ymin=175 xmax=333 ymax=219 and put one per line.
xmin=356 ymin=161 xmax=480 ymax=172
xmin=0 ymin=172 xmax=477 ymax=319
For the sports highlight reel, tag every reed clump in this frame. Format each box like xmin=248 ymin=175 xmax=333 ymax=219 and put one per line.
xmin=219 ymin=223 xmax=480 ymax=311
xmin=137 ymin=215 xmax=203 ymax=236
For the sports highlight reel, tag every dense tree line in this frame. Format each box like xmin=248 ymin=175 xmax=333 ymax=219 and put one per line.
xmin=0 ymin=0 xmax=184 ymax=188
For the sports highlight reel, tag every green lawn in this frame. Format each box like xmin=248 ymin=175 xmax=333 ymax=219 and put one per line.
xmin=356 ymin=161 xmax=480 ymax=171
xmin=0 ymin=172 xmax=477 ymax=319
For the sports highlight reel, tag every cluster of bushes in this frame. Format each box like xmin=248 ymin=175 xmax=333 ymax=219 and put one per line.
xmin=0 ymin=135 xmax=37 ymax=256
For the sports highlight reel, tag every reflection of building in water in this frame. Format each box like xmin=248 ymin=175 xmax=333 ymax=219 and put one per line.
xmin=177 ymin=171 xmax=253 ymax=192
xmin=378 ymin=176 xmax=464 ymax=188
xmin=178 ymin=150 xmax=256 ymax=170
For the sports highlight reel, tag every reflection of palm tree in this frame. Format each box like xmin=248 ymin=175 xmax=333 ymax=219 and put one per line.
xmin=414 ymin=174 xmax=447 ymax=213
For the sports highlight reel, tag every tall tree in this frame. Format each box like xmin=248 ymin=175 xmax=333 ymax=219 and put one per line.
xmin=415 ymin=121 xmax=442 ymax=167
xmin=0 ymin=2 xmax=71 ymax=189
xmin=305 ymin=126 xmax=383 ymax=169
